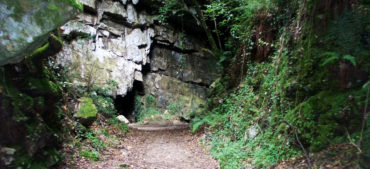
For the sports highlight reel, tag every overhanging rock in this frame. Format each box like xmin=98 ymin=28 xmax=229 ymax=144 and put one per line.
xmin=0 ymin=0 xmax=81 ymax=66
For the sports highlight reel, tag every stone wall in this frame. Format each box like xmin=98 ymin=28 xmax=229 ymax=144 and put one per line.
xmin=56 ymin=0 xmax=220 ymax=120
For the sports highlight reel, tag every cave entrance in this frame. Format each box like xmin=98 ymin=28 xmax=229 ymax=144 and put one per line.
xmin=114 ymin=80 xmax=144 ymax=122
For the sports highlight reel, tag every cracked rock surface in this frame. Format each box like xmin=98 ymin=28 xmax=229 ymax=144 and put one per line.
xmin=56 ymin=0 xmax=220 ymax=119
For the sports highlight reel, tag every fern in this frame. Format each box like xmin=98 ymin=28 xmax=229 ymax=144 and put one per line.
xmin=321 ymin=52 xmax=340 ymax=66
xmin=321 ymin=52 xmax=356 ymax=66
xmin=191 ymin=117 xmax=206 ymax=133
xmin=343 ymin=55 xmax=356 ymax=66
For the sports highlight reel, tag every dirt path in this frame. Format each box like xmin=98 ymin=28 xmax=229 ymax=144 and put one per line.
xmin=63 ymin=126 xmax=219 ymax=169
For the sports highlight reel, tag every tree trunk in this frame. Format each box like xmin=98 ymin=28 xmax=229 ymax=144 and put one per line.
xmin=189 ymin=0 xmax=219 ymax=55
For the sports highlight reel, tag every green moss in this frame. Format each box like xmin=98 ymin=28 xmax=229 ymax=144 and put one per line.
xmin=28 ymin=77 xmax=61 ymax=95
xmin=50 ymin=34 xmax=63 ymax=46
xmin=14 ymin=147 xmax=62 ymax=168
xmin=30 ymin=43 xmax=49 ymax=57
xmin=75 ymin=97 xmax=98 ymax=119
xmin=48 ymin=4 xmax=58 ymax=11
xmin=65 ymin=0 xmax=83 ymax=11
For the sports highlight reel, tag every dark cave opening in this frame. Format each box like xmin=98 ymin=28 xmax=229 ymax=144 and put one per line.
xmin=114 ymin=80 xmax=145 ymax=122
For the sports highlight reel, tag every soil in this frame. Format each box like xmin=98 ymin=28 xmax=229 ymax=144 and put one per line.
xmin=59 ymin=124 xmax=219 ymax=169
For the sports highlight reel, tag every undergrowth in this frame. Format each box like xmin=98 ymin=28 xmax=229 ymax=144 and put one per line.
xmin=192 ymin=1 xmax=369 ymax=168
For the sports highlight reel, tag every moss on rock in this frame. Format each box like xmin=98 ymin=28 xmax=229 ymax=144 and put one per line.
xmin=0 ymin=0 xmax=80 ymax=66
xmin=75 ymin=97 xmax=98 ymax=126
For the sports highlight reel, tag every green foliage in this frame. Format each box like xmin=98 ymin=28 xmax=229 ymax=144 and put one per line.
xmin=193 ymin=2 xmax=369 ymax=167
xmin=118 ymin=123 xmax=129 ymax=134
xmin=210 ymin=139 xmax=248 ymax=169
xmin=321 ymin=52 xmax=356 ymax=66
xmin=75 ymin=124 xmax=106 ymax=162
xmin=204 ymin=0 xmax=274 ymax=41
xmin=134 ymin=94 xmax=163 ymax=122
xmin=137 ymin=107 xmax=162 ymax=123
xmin=14 ymin=148 xmax=62 ymax=169
xmin=135 ymin=94 xmax=176 ymax=123
xmin=190 ymin=117 xmax=205 ymax=133
xmin=79 ymin=149 xmax=99 ymax=161
xmin=145 ymin=94 xmax=157 ymax=108
xmin=0 ymin=36 xmax=66 ymax=168
xmin=166 ymin=101 xmax=185 ymax=115
xmin=134 ymin=95 xmax=143 ymax=120
xmin=65 ymin=0 xmax=83 ymax=11
xmin=157 ymin=0 xmax=185 ymax=24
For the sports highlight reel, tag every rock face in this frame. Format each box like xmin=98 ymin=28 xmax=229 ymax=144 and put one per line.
xmin=0 ymin=0 xmax=81 ymax=66
xmin=56 ymin=0 xmax=220 ymax=120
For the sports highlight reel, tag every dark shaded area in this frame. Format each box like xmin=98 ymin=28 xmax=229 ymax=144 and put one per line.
xmin=142 ymin=63 xmax=151 ymax=75
xmin=0 ymin=34 xmax=65 ymax=168
xmin=114 ymin=80 xmax=145 ymax=122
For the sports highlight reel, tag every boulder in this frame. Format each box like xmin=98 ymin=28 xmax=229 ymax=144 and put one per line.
xmin=117 ymin=115 xmax=130 ymax=124
xmin=0 ymin=0 xmax=81 ymax=66
xmin=75 ymin=97 xmax=97 ymax=126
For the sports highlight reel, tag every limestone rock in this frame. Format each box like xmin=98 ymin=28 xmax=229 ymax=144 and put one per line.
xmin=127 ymin=4 xmax=137 ymax=23
xmin=151 ymin=47 xmax=219 ymax=85
xmin=117 ymin=115 xmax=130 ymax=124
xmin=77 ymin=13 xmax=98 ymax=24
xmin=0 ymin=0 xmax=80 ymax=66
xmin=98 ymin=0 xmax=127 ymax=21
xmin=56 ymin=37 xmax=141 ymax=96
xmin=75 ymin=97 xmax=97 ymax=126
xmin=60 ymin=20 xmax=97 ymax=36
xmin=54 ymin=0 xmax=220 ymax=122
xmin=154 ymin=25 xmax=176 ymax=44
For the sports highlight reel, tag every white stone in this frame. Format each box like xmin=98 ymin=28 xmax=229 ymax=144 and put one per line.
xmin=101 ymin=30 xmax=110 ymax=37
xmin=0 ymin=147 xmax=16 ymax=155
xmin=117 ymin=115 xmax=130 ymax=124
xmin=247 ymin=126 xmax=258 ymax=139
xmin=134 ymin=71 xmax=143 ymax=81
xmin=132 ymin=0 xmax=139 ymax=5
